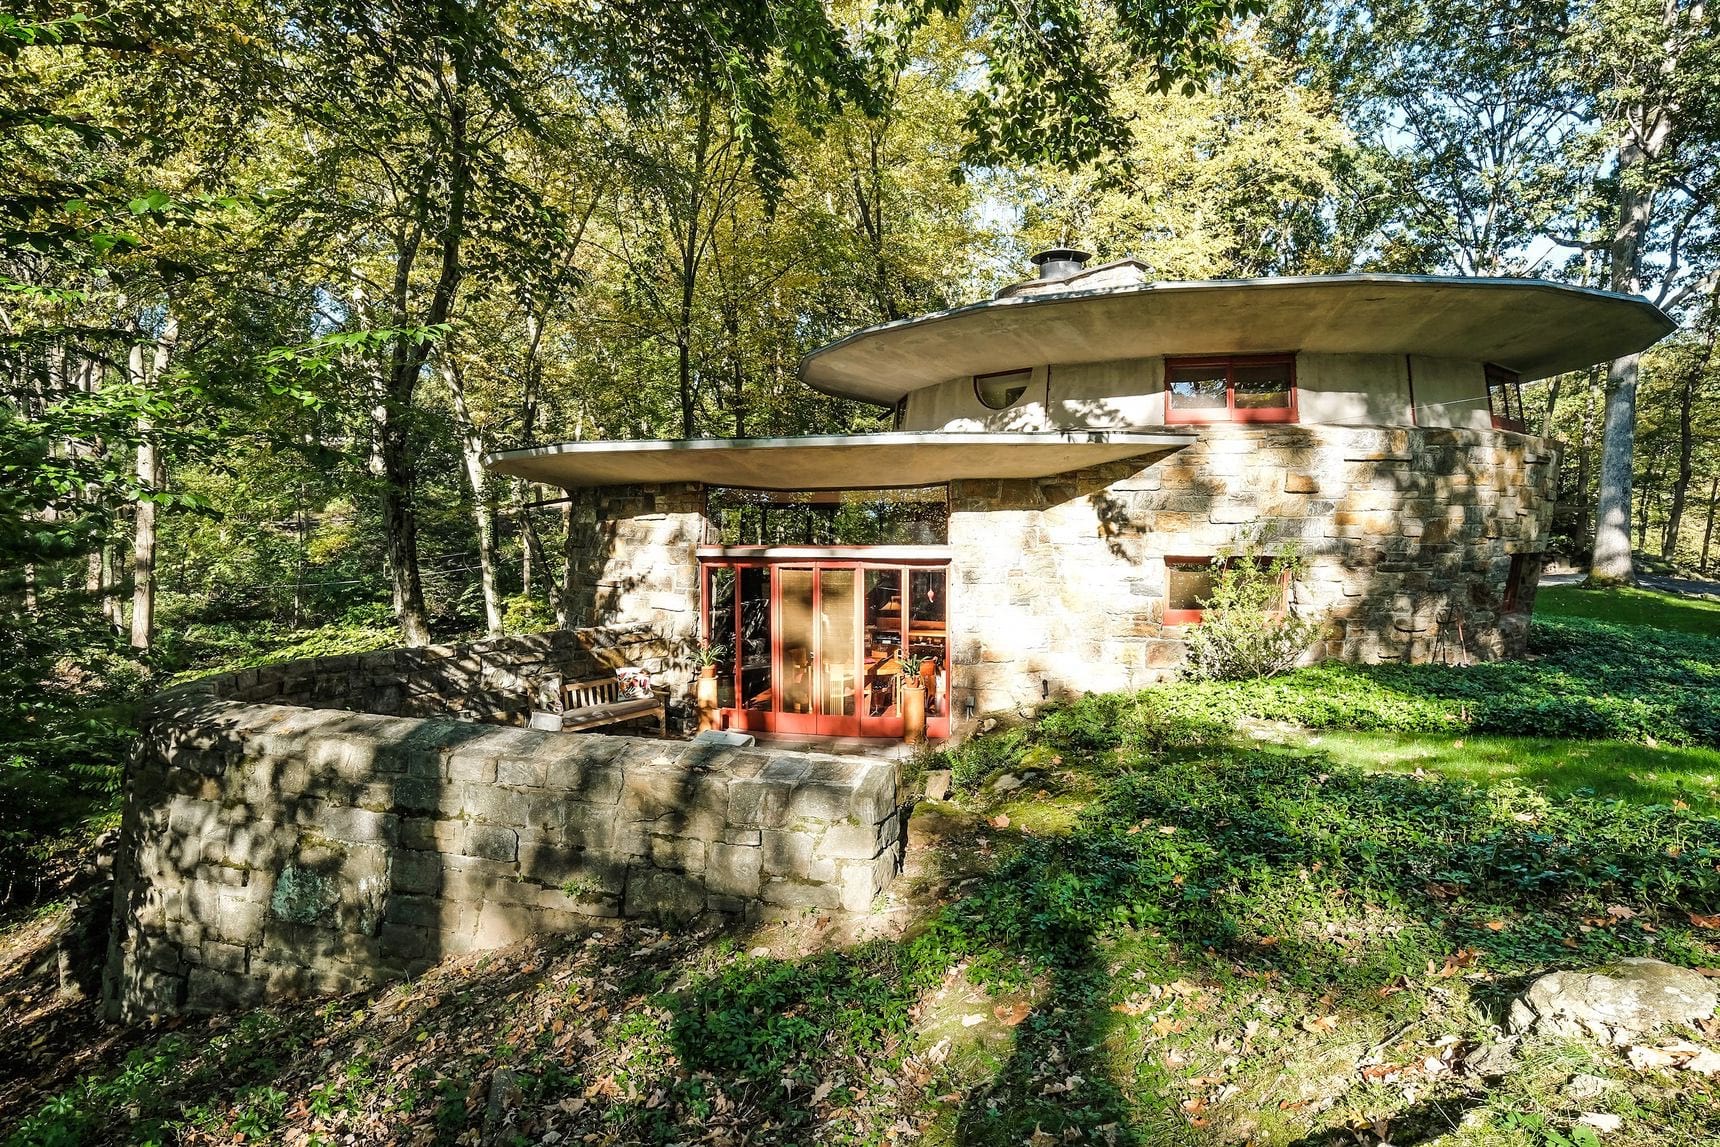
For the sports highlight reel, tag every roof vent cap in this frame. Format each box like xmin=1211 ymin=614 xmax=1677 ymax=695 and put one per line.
xmin=1029 ymin=247 xmax=1092 ymax=281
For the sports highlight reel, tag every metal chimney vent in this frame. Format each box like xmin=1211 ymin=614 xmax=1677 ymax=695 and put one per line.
xmin=1029 ymin=247 xmax=1093 ymax=281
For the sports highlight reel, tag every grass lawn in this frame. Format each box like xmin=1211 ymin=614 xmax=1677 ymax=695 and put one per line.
xmin=4 ymin=585 xmax=1718 ymax=1147
xmin=1298 ymin=730 xmax=1720 ymax=810
xmin=1538 ymin=583 xmax=1720 ymax=636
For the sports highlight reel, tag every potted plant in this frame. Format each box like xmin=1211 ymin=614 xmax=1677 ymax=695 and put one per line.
xmin=692 ymin=640 xmax=724 ymax=732
xmin=897 ymin=654 xmax=927 ymax=745
xmin=693 ymin=640 xmax=722 ymax=678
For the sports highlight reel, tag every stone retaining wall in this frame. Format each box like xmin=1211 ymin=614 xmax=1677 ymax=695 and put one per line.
xmin=104 ymin=696 xmax=899 ymax=1020
xmin=188 ymin=625 xmax=681 ymax=727
xmin=948 ymin=425 xmax=1559 ymax=716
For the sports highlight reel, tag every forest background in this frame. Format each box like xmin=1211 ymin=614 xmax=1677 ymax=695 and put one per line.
xmin=4 ymin=0 xmax=1719 ymax=903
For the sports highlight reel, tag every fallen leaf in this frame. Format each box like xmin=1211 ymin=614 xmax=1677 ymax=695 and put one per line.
xmin=960 ymin=1013 xmax=986 ymax=1028
xmin=994 ymin=1001 xmax=1031 ymax=1026
xmin=988 ymin=814 xmax=1010 ymax=829
xmin=1485 ymin=920 xmax=1506 ymax=932
xmin=1604 ymin=905 xmax=1637 ymax=921
xmin=1688 ymin=913 xmax=1720 ymax=930
xmin=1580 ymin=1112 xmax=1623 ymax=1133
xmin=1300 ymin=1014 xmax=1339 ymax=1035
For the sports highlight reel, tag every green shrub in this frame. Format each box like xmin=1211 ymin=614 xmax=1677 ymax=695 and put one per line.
xmin=1135 ymin=616 xmax=1720 ymax=748
xmin=1181 ymin=544 xmax=1325 ymax=680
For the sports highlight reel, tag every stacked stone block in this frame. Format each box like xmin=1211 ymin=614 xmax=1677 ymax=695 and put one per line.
xmin=187 ymin=627 xmax=679 ymax=726
xmin=948 ymin=425 xmax=1559 ymax=716
xmin=104 ymin=699 xmax=899 ymax=1020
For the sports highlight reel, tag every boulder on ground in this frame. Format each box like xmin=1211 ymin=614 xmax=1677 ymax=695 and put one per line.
xmin=1508 ymin=958 xmax=1718 ymax=1043
xmin=923 ymin=769 xmax=952 ymax=802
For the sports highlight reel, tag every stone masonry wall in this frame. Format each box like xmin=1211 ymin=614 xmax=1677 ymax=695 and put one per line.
xmin=188 ymin=625 xmax=684 ymax=729
xmin=104 ymin=695 xmax=899 ymax=1020
xmin=949 ymin=425 xmax=1559 ymax=717
xmin=566 ymin=483 xmax=708 ymax=716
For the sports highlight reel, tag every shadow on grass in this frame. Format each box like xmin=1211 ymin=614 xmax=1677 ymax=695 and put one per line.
xmin=10 ymin=740 xmax=1720 ymax=1145
xmin=659 ymin=743 xmax=1719 ymax=1144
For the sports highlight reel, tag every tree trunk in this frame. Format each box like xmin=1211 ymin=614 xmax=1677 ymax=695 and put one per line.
xmin=1635 ymin=451 xmax=1657 ymax=551
xmin=446 ymin=360 xmax=503 ymax=636
xmin=100 ymin=544 xmax=121 ymax=629
xmin=376 ymin=31 xmax=474 ymax=647
xmin=1661 ymin=370 xmax=1696 ymax=559
xmin=1663 ymin=301 xmax=1715 ymax=559
xmin=377 ymin=398 xmax=433 ymax=645
xmin=520 ymin=489 xmax=536 ymax=598
xmin=1590 ymin=352 xmax=1641 ymax=583
xmin=1573 ymin=366 xmax=1599 ymax=554
xmin=1588 ymin=106 xmax=1668 ymax=587
xmin=129 ymin=317 xmax=177 ymax=651
xmin=1540 ymin=373 xmax=1561 ymax=438
xmin=1701 ymin=473 xmax=1719 ymax=571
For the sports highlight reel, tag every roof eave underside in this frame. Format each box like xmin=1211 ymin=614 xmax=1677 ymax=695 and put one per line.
xmin=798 ymin=276 xmax=1677 ymax=405
xmin=484 ymin=431 xmax=1195 ymax=491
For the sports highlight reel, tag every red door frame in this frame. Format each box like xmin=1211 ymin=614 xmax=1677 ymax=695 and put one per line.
xmin=701 ymin=555 xmax=951 ymax=741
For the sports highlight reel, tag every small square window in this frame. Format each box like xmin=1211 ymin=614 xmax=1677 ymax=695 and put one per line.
xmin=1487 ymin=365 xmax=1526 ymax=432
xmin=1165 ymin=559 xmax=1217 ymax=620
xmin=1164 ymin=556 xmax=1289 ymax=624
xmin=1165 ymin=356 xmax=1296 ymax=423
xmin=1502 ymin=552 xmax=1541 ymax=614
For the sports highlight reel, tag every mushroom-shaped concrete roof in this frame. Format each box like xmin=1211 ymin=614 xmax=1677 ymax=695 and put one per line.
xmin=798 ymin=274 xmax=1676 ymax=406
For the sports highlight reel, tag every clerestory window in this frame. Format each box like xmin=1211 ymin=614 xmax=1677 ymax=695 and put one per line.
xmin=1165 ymin=355 xmax=1297 ymax=423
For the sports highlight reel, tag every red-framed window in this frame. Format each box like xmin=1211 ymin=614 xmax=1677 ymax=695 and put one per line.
xmin=1487 ymin=364 xmax=1526 ymax=432
xmin=1164 ymin=355 xmax=1297 ymax=424
xmin=1501 ymin=552 xmax=1540 ymax=614
xmin=1163 ymin=556 xmax=1291 ymax=625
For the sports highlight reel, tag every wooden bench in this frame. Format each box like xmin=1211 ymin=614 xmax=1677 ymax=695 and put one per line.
xmin=529 ymin=674 xmax=668 ymax=737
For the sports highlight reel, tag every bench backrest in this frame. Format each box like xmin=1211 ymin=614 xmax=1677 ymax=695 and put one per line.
xmin=563 ymin=676 xmax=624 ymax=710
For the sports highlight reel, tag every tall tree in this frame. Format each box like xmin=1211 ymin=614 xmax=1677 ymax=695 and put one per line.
xmin=1572 ymin=0 xmax=1720 ymax=584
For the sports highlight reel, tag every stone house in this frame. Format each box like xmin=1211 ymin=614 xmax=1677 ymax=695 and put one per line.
xmin=486 ymin=251 xmax=1673 ymax=738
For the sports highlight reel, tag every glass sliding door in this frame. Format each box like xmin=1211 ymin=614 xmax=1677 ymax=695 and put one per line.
xmin=776 ymin=567 xmax=816 ymax=733
xmin=734 ymin=566 xmax=773 ymax=730
xmin=817 ymin=568 xmax=858 ymax=735
xmin=706 ymin=566 xmax=737 ymax=710
xmin=701 ymin=555 xmax=950 ymax=740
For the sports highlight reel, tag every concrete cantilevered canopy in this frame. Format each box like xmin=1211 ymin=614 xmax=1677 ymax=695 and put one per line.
xmin=799 ymin=274 xmax=1677 ymax=405
xmin=484 ymin=430 xmax=1194 ymax=491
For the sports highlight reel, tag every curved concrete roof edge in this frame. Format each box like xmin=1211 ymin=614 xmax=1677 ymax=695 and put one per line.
xmin=798 ymin=273 xmax=1678 ymax=404
xmin=483 ymin=428 xmax=1197 ymax=468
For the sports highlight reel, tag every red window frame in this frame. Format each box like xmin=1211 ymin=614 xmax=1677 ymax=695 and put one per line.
xmin=1164 ymin=354 xmax=1298 ymax=425
xmin=1487 ymin=364 xmax=1527 ymax=432
xmin=700 ymin=555 xmax=952 ymax=741
xmin=1162 ymin=556 xmax=1291 ymax=625
xmin=1501 ymin=552 xmax=1539 ymax=614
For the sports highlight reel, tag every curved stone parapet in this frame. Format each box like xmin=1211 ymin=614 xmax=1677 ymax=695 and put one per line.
xmin=102 ymin=630 xmax=900 ymax=1020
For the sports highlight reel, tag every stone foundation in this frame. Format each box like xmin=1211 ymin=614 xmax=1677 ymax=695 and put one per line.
xmin=947 ymin=425 xmax=1559 ymax=716
xmin=103 ymin=641 xmax=899 ymax=1020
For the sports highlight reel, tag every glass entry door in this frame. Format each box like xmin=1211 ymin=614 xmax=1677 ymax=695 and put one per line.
xmin=702 ymin=557 xmax=949 ymax=740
